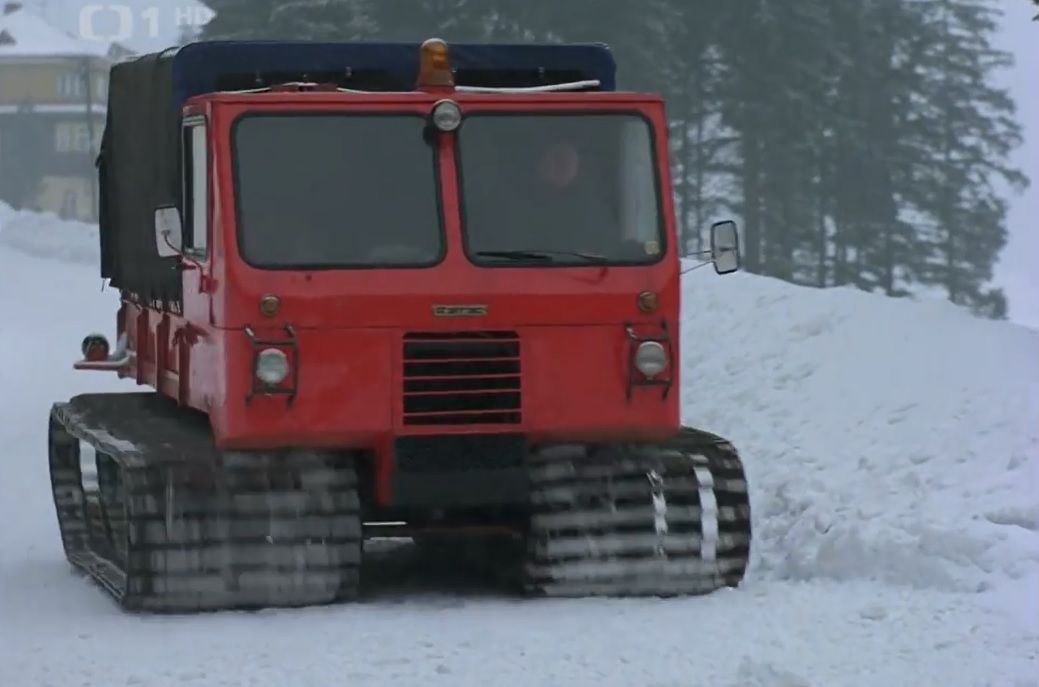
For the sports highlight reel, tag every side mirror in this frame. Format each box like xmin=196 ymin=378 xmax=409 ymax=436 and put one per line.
xmin=710 ymin=220 xmax=741 ymax=275
xmin=155 ymin=206 xmax=183 ymax=257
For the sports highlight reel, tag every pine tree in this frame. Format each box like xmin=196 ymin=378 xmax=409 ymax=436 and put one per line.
xmin=269 ymin=0 xmax=377 ymax=41
xmin=364 ymin=0 xmax=497 ymax=42
xmin=712 ymin=1 xmax=837 ymax=279
xmin=707 ymin=0 xmax=1026 ymax=317
xmin=200 ymin=0 xmax=276 ymax=39
xmin=903 ymin=0 xmax=1028 ymax=318
xmin=825 ymin=0 xmax=923 ymax=295
xmin=637 ymin=2 xmax=729 ymax=254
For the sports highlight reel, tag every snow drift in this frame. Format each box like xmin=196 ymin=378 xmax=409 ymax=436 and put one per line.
xmin=1 ymin=208 xmax=1036 ymax=686
xmin=678 ymin=264 xmax=1039 ymax=597
xmin=0 ymin=201 xmax=99 ymax=265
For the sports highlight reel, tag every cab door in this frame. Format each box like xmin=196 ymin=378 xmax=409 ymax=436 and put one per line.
xmin=160 ymin=115 xmax=215 ymax=405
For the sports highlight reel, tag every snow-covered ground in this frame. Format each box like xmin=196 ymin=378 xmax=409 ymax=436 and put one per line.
xmin=1 ymin=209 xmax=1036 ymax=687
xmin=0 ymin=202 xmax=100 ymax=265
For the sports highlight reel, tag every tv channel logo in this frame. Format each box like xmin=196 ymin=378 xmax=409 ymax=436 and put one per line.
xmin=78 ymin=3 xmax=214 ymax=43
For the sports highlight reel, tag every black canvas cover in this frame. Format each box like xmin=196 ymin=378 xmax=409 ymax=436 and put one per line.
xmin=98 ymin=51 xmax=182 ymax=301
xmin=97 ymin=41 xmax=617 ymax=301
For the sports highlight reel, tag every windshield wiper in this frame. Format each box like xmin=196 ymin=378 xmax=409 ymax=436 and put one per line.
xmin=476 ymin=250 xmax=609 ymax=264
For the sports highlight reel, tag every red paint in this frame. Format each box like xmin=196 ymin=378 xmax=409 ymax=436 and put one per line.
xmin=100 ymin=89 xmax=683 ymax=507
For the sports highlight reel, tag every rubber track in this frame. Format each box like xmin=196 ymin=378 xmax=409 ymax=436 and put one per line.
xmin=48 ymin=393 xmax=362 ymax=613
xmin=524 ymin=428 xmax=752 ymax=597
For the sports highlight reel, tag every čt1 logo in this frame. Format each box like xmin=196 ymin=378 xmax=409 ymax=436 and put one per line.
xmin=78 ymin=4 xmax=210 ymax=42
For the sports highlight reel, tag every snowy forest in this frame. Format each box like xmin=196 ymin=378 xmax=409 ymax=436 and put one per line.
xmin=200 ymin=0 xmax=1030 ymax=320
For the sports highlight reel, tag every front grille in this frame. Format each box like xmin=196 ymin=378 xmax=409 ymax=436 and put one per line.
xmin=402 ymin=331 xmax=522 ymax=426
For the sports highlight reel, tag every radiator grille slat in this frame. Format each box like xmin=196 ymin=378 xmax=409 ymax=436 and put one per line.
xmin=402 ymin=332 xmax=522 ymax=426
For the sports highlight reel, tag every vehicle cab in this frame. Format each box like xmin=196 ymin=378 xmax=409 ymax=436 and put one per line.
xmin=89 ymin=39 xmax=740 ymax=504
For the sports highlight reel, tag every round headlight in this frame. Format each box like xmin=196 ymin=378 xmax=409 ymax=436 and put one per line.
xmin=634 ymin=341 xmax=669 ymax=378
xmin=431 ymin=99 xmax=462 ymax=132
xmin=255 ymin=348 xmax=289 ymax=386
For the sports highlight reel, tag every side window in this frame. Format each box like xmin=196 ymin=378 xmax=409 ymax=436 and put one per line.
xmin=182 ymin=120 xmax=208 ymax=254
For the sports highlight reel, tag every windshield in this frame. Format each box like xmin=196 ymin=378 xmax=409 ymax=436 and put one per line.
xmin=457 ymin=113 xmax=664 ymax=266
xmin=233 ymin=113 xmax=442 ymax=268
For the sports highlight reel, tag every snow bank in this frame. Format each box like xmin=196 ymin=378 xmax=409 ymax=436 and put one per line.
xmin=679 ymin=263 xmax=1039 ymax=597
xmin=0 ymin=201 xmax=99 ymax=266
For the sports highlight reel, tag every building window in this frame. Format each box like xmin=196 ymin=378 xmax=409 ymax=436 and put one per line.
xmin=57 ymin=72 xmax=85 ymax=99
xmin=55 ymin=122 xmax=93 ymax=153
xmin=94 ymin=76 xmax=107 ymax=101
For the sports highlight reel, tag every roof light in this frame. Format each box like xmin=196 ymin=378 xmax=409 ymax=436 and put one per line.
xmin=431 ymin=99 xmax=462 ymax=131
xmin=417 ymin=38 xmax=454 ymax=89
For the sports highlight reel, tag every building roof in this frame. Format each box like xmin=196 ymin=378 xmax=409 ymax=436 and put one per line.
xmin=0 ymin=4 xmax=120 ymax=59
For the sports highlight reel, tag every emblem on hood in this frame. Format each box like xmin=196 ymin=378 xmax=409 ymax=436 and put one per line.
xmin=432 ymin=304 xmax=488 ymax=317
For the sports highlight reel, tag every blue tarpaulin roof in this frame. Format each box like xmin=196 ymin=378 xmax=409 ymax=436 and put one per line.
xmin=166 ymin=40 xmax=617 ymax=107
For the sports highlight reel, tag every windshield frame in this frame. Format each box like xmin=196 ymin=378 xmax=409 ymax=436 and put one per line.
xmin=229 ymin=109 xmax=447 ymax=271
xmin=453 ymin=108 xmax=668 ymax=269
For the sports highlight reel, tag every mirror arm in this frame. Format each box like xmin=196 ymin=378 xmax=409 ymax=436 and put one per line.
xmin=160 ymin=229 xmax=181 ymax=256
xmin=680 ymin=259 xmax=713 ymax=276
xmin=162 ymin=229 xmax=211 ymax=292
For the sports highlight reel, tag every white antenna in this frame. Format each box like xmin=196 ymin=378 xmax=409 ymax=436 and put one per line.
xmin=456 ymin=80 xmax=602 ymax=94
xmin=221 ymin=79 xmax=604 ymax=97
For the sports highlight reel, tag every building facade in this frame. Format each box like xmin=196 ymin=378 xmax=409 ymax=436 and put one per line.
xmin=0 ymin=2 xmax=132 ymax=221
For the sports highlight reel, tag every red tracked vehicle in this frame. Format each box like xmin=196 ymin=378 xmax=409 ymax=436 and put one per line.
xmin=48 ymin=38 xmax=752 ymax=612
